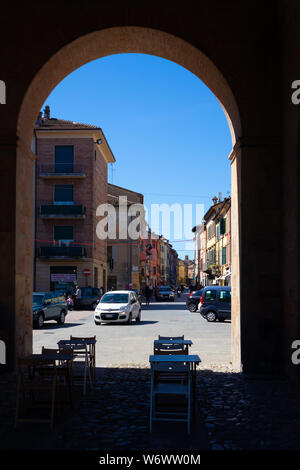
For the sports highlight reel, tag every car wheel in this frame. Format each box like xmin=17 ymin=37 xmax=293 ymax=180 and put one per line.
xmin=36 ymin=313 xmax=44 ymax=328
xmin=91 ymin=302 xmax=98 ymax=310
xmin=127 ymin=313 xmax=132 ymax=325
xmin=57 ymin=310 xmax=65 ymax=325
xmin=94 ymin=321 xmax=101 ymax=325
xmin=136 ymin=310 xmax=141 ymax=322
xmin=206 ymin=311 xmax=217 ymax=322
xmin=188 ymin=303 xmax=197 ymax=312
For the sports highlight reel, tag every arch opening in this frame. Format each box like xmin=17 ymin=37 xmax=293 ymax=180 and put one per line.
xmin=15 ymin=26 xmax=242 ymax=371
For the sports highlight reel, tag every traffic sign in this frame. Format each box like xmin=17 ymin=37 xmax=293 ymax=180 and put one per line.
xmin=83 ymin=268 xmax=91 ymax=276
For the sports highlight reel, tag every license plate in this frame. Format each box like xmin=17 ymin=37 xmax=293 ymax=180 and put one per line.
xmin=106 ymin=314 xmax=113 ymax=318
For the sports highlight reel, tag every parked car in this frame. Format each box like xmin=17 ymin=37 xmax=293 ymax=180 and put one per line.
xmin=75 ymin=287 xmax=101 ymax=310
xmin=199 ymin=286 xmax=231 ymax=322
xmin=186 ymin=289 xmax=204 ymax=312
xmin=94 ymin=290 xmax=141 ymax=325
xmin=155 ymin=286 xmax=175 ymax=301
xmin=33 ymin=291 xmax=68 ymax=328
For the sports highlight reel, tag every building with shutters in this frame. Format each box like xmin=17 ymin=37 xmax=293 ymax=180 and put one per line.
xmin=33 ymin=106 xmax=115 ymax=292
xmin=193 ymin=195 xmax=231 ymax=286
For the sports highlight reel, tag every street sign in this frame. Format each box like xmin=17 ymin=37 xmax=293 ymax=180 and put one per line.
xmin=83 ymin=268 xmax=91 ymax=276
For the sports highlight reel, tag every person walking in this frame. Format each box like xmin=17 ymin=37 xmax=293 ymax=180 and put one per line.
xmin=144 ymin=285 xmax=151 ymax=306
xmin=74 ymin=284 xmax=82 ymax=310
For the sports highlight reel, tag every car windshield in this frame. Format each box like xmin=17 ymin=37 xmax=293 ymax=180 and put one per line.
xmin=100 ymin=293 xmax=129 ymax=303
xmin=33 ymin=294 xmax=44 ymax=305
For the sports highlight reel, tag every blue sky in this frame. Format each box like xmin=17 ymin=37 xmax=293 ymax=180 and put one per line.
xmin=42 ymin=53 xmax=232 ymax=259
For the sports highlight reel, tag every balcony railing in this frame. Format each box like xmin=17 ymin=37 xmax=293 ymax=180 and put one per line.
xmin=39 ymin=164 xmax=86 ymax=178
xmin=40 ymin=203 xmax=86 ymax=219
xmin=38 ymin=246 xmax=86 ymax=259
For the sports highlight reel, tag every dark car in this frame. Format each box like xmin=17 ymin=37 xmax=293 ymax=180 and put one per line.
xmin=155 ymin=286 xmax=175 ymax=301
xmin=186 ymin=289 xmax=204 ymax=312
xmin=199 ymin=286 xmax=231 ymax=322
xmin=75 ymin=287 xmax=101 ymax=310
xmin=33 ymin=291 xmax=68 ymax=328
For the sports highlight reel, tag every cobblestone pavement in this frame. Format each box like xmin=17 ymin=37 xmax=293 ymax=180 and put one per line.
xmin=1 ymin=363 xmax=300 ymax=451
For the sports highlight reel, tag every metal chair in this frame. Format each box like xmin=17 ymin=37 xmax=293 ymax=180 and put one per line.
xmin=58 ymin=340 xmax=92 ymax=395
xmin=70 ymin=336 xmax=96 ymax=382
xmin=154 ymin=344 xmax=188 ymax=355
xmin=149 ymin=361 xmax=192 ymax=434
xmin=15 ymin=356 xmax=58 ymax=428
xmin=41 ymin=347 xmax=74 ymax=406
xmin=158 ymin=335 xmax=184 ymax=341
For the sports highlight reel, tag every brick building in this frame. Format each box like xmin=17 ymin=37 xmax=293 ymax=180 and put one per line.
xmin=106 ymin=183 xmax=144 ymax=291
xmin=34 ymin=106 xmax=115 ymax=292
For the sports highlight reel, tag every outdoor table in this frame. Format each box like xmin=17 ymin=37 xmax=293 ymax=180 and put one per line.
xmin=149 ymin=354 xmax=201 ymax=397
xmin=25 ymin=353 xmax=73 ymax=378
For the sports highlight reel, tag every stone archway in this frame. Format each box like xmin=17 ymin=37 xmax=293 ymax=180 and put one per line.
xmin=15 ymin=26 xmax=242 ymax=370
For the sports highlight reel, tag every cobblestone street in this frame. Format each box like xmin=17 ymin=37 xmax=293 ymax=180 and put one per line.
xmin=1 ymin=362 xmax=300 ymax=451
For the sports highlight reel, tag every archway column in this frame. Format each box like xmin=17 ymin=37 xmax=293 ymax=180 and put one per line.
xmin=230 ymin=137 xmax=282 ymax=375
xmin=0 ymin=138 xmax=34 ymax=371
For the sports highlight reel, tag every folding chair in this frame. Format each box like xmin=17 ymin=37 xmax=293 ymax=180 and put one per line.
xmin=58 ymin=340 xmax=92 ymax=395
xmin=158 ymin=335 xmax=184 ymax=341
xmin=154 ymin=344 xmax=188 ymax=355
xmin=155 ymin=335 xmax=188 ymax=355
xmin=149 ymin=361 xmax=192 ymax=434
xmin=70 ymin=336 xmax=96 ymax=382
xmin=41 ymin=347 xmax=74 ymax=406
xmin=15 ymin=356 xmax=58 ymax=428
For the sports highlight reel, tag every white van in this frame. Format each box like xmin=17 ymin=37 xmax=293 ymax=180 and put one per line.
xmin=94 ymin=290 xmax=141 ymax=325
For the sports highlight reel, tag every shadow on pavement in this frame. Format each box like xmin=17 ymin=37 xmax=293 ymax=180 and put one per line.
xmin=34 ymin=323 xmax=85 ymax=331
xmin=0 ymin=366 xmax=209 ymax=451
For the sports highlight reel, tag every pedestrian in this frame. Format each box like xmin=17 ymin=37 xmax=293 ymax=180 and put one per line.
xmin=144 ymin=285 xmax=151 ymax=306
xmin=66 ymin=295 xmax=74 ymax=310
xmin=74 ymin=284 xmax=82 ymax=310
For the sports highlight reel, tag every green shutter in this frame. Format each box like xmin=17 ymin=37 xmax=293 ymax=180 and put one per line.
xmin=222 ymin=246 xmax=226 ymax=265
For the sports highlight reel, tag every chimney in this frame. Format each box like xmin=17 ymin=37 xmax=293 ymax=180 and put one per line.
xmin=218 ymin=192 xmax=222 ymax=202
xmin=212 ymin=196 xmax=218 ymax=205
xmin=43 ymin=105 xmax=50 ymax=120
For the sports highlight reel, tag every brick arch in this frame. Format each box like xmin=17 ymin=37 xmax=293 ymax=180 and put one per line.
xmin=17 ymin=26 xmax=241 ymax=148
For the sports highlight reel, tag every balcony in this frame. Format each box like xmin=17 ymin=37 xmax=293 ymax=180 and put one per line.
xmin=39 ymin=164 xmax=86 ymax=179
xmin=38 ymin=246 xmax=86 ymax=259
xmin=40 ymin=203 xmax=86 ymax=219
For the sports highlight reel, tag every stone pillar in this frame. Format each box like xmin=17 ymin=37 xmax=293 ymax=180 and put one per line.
xmin=0 ymin=137 xmax=17 ymax=372
xmin=15 ymin=140 xmax=35 ymax=365
xmin=230 ymin=143 xmax=242 ymax=371
xmin=231 ymin=137 xmax=282 ymax=375
xmin=0 ymin=138 xmax=34 ymax=372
